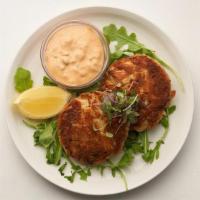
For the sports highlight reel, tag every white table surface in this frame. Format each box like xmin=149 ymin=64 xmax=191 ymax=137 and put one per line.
xmin=1 ymin=0 xmax=200 ymax=199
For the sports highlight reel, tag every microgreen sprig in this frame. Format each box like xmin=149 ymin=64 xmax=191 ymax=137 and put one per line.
xmin=102 ymin=90 xmax=139 ymax=125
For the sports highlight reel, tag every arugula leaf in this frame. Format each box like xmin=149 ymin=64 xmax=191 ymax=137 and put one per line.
xmin=167 ymin=105 xmax=176 ymax=115
xmin=110 ymin=49 xmax=134 ymax=63
xmin=32 ymin=122 xmax=46 ymax=145
xmin=24 ymin=119 xmax=62 ymax=165
xmin=140 ymin=131 xmax=149 ymax=154
xmin=125 ymin=134 xmax=143 ymax=154
xmin=106 ymin=159 xmax=129 ymax=190
xmin=79 ymin=169 xmax=90 ymax=181
xmin=14 ymin=67 xmax=33 ymax=92
xmin=58 ymin=162 xmax=67 ymax=176
xmin=160 ymin=105 xmax=176 ymax=129
xmin=87 ymin=168 xmax=91 ymax=176
xmin=96 ymin=165 xmax=106 ymax=176
xmin=103 ymin=24 xmax=143 ymax=51
xmin=38 ymin=121 xmax=55 ymax=148
xmin=23 ymin=119 xmax=41 ymax=129
xmin=126 ymin=131 xmax=154 ymax=163
xmin=46 ymin=134 xmax=62 ymax=165
xmin=64 ymin=157 xmax=91 ymax=182
xmin=140 ymin=105 xmax=176 ymax=163
xmin=96 ymin=146 xmax=135 ymax=190
xmin=116 ymin=168 xmax=128 ymax=190
xmin=117 ymin=149 xmax=134 ymax=168
xmin=128 ymin=129 xmax=164 ymax=163
xmin=53 ymin=138 xmax=63 ymax=165
xmin=43 ymin=76 xmax=57 ymax=86
xmin=110 ymin=50 xmax=124 ymax=63
xmin=142 ymin=136 xmax=165 ymax=163
xmin=65 ymin=172 xmax=76 ymax=183
xmin=160 ymin=116 xmax=169 ymax=128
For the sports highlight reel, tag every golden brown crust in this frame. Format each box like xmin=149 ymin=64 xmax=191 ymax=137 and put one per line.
xmin=58 ymin=91 xmax=129 ymax=165
xmin=101 ymin=55 xmax=175 ymax=132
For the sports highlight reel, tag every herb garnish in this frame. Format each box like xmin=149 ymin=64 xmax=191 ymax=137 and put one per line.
xmin=14 ymin=67 xmax=33 ymax=92
xmin=102 ymin=90 xmax=139 ymax=124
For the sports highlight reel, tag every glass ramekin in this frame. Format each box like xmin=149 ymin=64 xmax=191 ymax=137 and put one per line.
xmin=40 ymin=20 xmax=109 ymax=90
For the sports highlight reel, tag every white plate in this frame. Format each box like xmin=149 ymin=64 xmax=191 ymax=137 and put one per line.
xmin=5 ymin=7 xmax=194 ymax=195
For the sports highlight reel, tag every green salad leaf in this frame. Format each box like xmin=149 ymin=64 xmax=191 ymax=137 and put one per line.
xmin=110 ymin=50 xmax=133 ymax=63
xmin=117 ymin=148 xmax=134 ymax=169
xmin=46 ymin=133 xmax=62 ymax=165
xmin=107 ymin=160 xmax=128 ymax=190
xmin=103 ymin=24 xmax=143 ymax=51
xmin=160 ymin=105 xmax=176 ymax=129
xmin=96 ymin=147 xmax=134 ymax=191
xmin=141 ymin=105 xmax=176 ymax=163
xmin=23 ymin=119 xmax=40 ymax=129
xmin=14 ymin=67 xmax=33 ymax=92
xmin=64 ymin=157 xmax=91 ymax=183
xmin=43 ymin=76 xmax=57 ymax=86
xmin=39 ymin=122 xmax=54 ymax=148
xmin=26 ymin=119 xmax=63 ymax=165
xmin=58 ymin=162 xmax=67 ymax=176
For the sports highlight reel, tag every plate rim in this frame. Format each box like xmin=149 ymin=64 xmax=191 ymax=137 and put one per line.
xmin=5 ymin=6 xmax=194 ymax=196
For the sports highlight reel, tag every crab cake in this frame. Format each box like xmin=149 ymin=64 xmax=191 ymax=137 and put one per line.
xmin=58 ymin=91 xmax=129 ymax=165
xmin=101 ymin=55 xmax=175 ymax=132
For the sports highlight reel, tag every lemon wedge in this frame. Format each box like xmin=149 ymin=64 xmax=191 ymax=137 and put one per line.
xmin=14 ymin=86 xmax=71 ymax=119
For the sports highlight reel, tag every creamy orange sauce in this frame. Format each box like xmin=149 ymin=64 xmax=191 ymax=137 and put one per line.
xmin=44 ymin=24 xmax=104 ymax=86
